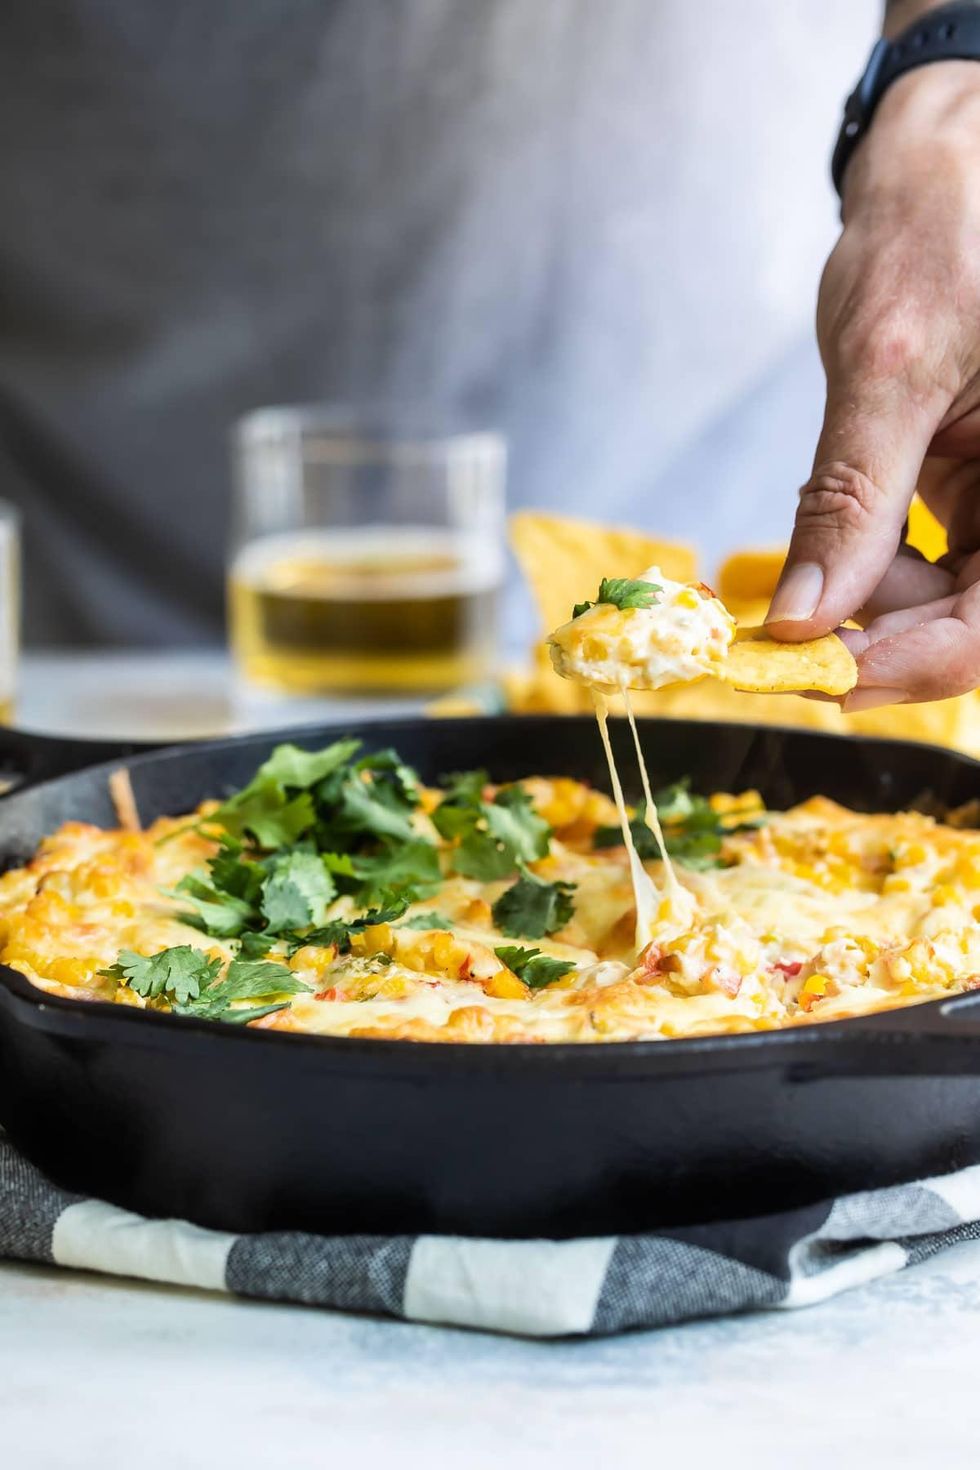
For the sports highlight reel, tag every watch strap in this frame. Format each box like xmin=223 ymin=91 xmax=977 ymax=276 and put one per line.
xmin=832 ymin=2 xmax=980 ymax=196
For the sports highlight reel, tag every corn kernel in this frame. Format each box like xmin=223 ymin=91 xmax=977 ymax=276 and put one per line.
xmin=484 ymin=970 xmax=528 ymax=1000
xmin=47 ymin=957 xmax=97 ymax=988
xmin=350 ymin=922 xmax=392 ymax=957
xmin=289 ymin=943 xmax=337 ymax=976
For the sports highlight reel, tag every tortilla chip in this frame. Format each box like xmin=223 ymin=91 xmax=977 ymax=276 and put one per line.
xmin=716 ymin=548 xmax=786 ymax=606
xmin=906 ymin=496 xmax=947 ymax=561
xmin=500 ymin=639 xmax=980 ymax=759
xmin=721 ymin=625 xmax=857 ymax=697
xmin=509 ymin=512 xmax=698 ymax=636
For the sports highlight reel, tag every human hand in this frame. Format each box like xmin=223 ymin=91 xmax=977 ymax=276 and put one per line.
xmin=766 ymin=62 xmax=980 ymax=710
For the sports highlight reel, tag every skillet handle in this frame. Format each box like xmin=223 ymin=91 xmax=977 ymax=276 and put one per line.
xmin=0 ymin=726 xmax=162 ymax=797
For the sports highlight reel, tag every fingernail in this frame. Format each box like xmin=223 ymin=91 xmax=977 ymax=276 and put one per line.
xmin=842 ymin=687 xmax=909 ymax=713
xmin=765 ymin=563 xmax=824 ymax=624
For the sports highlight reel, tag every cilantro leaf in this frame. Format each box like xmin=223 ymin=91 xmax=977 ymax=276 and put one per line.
xmin=238 ymin=931 xmax=276 ymax=959
xmin=431 ymin=771 xmax=490 ymax=841
xmin=431 ymin=801 xmax=480 ymax=842
xmin=450 ymin=786 xmax=552 ymax=881
xmin=199 ymin=739 xmax=425 ymax=855
xmin=205 ymin=739 xmax=361 ymax=850
xmin=494 ymin=945 xmax=576 ymax=990
xmin=352 ymin=748 xmax=421 ymax=806
xmin=208 ymin=841 xmax=266 ymax=904
xmin=175 ymin=957 xmax=310 ymax=1025
xmin=260 ymin=850 xmax=336 ymax=934
xmin=315 ymin=767 xmax=419 ymax=848
xmin=219 ymin=957 xmax=306 ymax=1001
xmin=492 ymin=868 xmax=576 ymax=939
xmin=208 ymin=782 xmax=316 ymax=849
xmin=399 ymin=911 xmax=454 ymax=931
xmin=452 ymin=829 xmax=518 ymax=882
xmin=439 ymin=769 xmax=489 ymax=807
xmin=431 ymin=769 xmax=491 ymax=842
xmin=298 ymin=894 xmax=412 ymax=954
xmin=100 ymin=946 xmax=221 ymax=1004
xmin=486 ymin=788 xmax=551 ymax=860
xmin=348 ymin=840 xmax=442 ymax=906
xmin=254 ymin=740 xmax=362 ymax=791
xmin=571 ymin=576 xmax=662 ymax=620
xmin=169 ymin=874 xmax=257 ymax=938
xmin=598 ymin=576 xmax=662 ymax=610
xmin=100 ymin=946 xmax=310 ymax=1025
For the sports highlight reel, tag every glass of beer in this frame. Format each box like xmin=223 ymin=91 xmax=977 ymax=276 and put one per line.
xmin=229 ymin=409 xmax=506 ymax=695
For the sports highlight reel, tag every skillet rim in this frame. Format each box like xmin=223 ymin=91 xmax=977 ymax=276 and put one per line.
xmin=2 ymin=711 xmax=979 ymax=1070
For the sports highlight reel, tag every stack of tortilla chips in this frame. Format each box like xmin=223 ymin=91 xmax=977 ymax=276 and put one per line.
xmin=498 ymin=500 xmax=980 ymax=758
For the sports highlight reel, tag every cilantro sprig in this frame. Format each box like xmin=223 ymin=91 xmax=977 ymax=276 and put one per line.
xmin=168 ymin=841 xmax=337 ymax=938
xmin=572 ymin=576 xmax=662 ymax=621
xmin=295 ymin=894 xmax=412 ymax=954
xmin=100 ymin=947 xmax=311 ymax=1024
xmin=433 ymin=778 xmax=551 ymax=881
xmin=345 ymin=840 xmax=442 ymax=908
xmin=491 ymin=867 xmax=576 ymax=939
xmin=314 ymin=748 xmax=421 ymax=849
xmin=494 ymin=945 xmax=576 ymax=990
xmin=149 ymin=740 xmax=561 ymax=1018
xmin=204 ymin=739 xmax=361 ymax=848
xmin=259 ymin=849 xmax=337 ymax=933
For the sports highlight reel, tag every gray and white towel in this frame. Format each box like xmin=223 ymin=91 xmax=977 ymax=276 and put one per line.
xmin=3 ymin=1132 xmax=979 ymax=1338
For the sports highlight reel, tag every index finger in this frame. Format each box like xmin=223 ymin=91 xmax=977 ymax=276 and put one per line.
xmin=766 ymin=380 xmax=941 ymax=640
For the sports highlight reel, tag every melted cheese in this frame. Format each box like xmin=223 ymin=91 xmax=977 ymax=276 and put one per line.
xmin=619 ymin=678 xmax=680 ymax=901
xmin=592 ymin=688 xmax=661 ymax=949
xmin=4 ymin=783 xmax=980 ymax=1044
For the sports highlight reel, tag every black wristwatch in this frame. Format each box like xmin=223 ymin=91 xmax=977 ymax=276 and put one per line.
xmin=832 ymin=1 xmax=980 ymax=197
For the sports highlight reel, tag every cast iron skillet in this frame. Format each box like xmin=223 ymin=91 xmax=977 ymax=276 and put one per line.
xmin=1 ymin=715 xmax=980 ymax=1240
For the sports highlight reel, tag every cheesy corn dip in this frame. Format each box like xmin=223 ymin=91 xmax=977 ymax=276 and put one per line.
xmin=2 ymin=738 xmax=979 ymax=1043
xmin=548 ymin=568 xmax=735 ymax=692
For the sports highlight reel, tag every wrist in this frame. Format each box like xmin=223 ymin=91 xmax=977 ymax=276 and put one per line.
xmin=842 ymin=60 xmax=980 ymax=215
xmin=833 ymin=5 xmax=980 ymax=198
xmin=875 ymin=55 xmax=980 ymax=124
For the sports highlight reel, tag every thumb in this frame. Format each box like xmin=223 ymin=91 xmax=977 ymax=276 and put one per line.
xmin=765 ymin=380 xmax=940 ymax=640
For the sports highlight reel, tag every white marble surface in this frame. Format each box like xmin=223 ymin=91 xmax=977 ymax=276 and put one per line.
xmin=3 ymin=1238 xmax=980 ymax=1469
xmin=4 ymin=651 xmax=980 ymax=1467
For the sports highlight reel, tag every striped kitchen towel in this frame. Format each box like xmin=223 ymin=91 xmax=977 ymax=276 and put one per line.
xmin=3 ymin=1131 xmax=980 ymax=1338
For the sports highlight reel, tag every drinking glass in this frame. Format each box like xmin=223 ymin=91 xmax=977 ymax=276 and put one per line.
xmin=229 ymin=409 xmax=506 ymax=695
